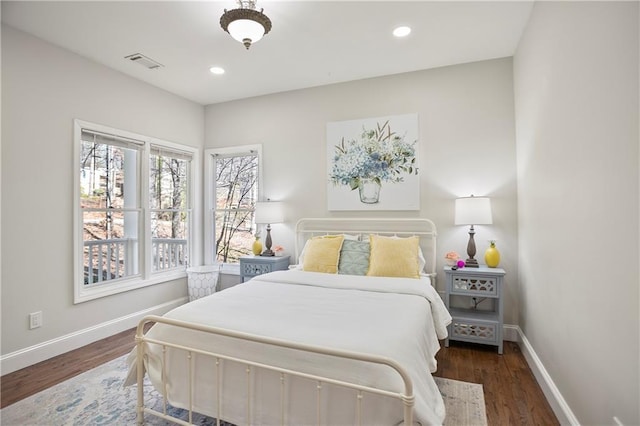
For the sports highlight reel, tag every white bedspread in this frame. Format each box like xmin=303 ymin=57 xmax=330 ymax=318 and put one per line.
xmin=126 ymin=270 xmax=452 ymax=425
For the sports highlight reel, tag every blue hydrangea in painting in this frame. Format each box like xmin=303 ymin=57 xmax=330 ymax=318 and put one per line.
xmin=330 ymin=120 xmax=418 ymax=203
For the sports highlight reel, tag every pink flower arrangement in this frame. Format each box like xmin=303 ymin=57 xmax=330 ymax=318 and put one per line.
xmin=273 ymin=245 xmax=284 ymax=255
xmin=445 ymin=251 xmax=460 ymax=266
xmin=445 ymin=251 xmax=459 ymax=260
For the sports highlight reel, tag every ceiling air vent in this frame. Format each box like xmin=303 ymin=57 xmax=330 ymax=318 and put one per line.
xmin=125 ymin=53 xmax=163 ymax=70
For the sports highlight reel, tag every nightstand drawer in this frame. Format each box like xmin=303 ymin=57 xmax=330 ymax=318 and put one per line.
xmin=239 ymin=256 xmax=290 ymax=282
xmin=242 ymin=262 xmax=274 ymax=276
xmin=450 ymin=275 xmax=499 ymax=297
xmin=449 ymin=317 xmax=499 ymax=345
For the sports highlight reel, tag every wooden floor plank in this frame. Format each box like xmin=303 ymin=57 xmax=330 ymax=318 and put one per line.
xmin=2 ymin=331 xmax=559 ymax=425
xmin=434 ymin=341 xmax=559 ymax=425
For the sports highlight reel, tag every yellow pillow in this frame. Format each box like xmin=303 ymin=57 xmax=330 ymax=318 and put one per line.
xmin=302 ymin=235 xmax=345 ymax=273
xmin=367 ymin=235 xmax=420 ymax=279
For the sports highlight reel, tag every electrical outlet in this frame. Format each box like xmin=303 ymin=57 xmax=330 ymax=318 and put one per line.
xmin=29 ymin=311 xmax=43 ymax=329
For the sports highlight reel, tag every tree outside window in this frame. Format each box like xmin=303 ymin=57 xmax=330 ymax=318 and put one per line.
xmin=205 ymin=145 xmax=261 ymax=263
xmin=212 ymin=150 xmax=259 ymax=263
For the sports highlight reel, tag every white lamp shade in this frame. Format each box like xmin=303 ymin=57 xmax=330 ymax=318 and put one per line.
xmin=454 ymin=196 xmax=492 ymax=225
xmin=228 ymin=19 xmax=266 ymax=44
xmin=254 ymin=201 xmax=284 ymax=224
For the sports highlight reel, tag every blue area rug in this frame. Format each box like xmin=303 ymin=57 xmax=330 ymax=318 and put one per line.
xmin=1 ymin=354 xmax=486 ymax=425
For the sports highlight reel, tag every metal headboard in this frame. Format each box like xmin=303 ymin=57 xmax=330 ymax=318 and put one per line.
xmin=294 ymin=217 xmax=438 ymax=278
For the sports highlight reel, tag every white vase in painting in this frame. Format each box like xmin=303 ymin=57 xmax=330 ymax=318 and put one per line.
xmin=358 ymin=178 xmax=381 ymax=204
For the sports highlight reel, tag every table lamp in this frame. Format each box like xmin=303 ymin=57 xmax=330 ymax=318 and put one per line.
xmin=454 ymin=195 xmax=492 ymax=268
xmin=254 ymin=201 xmax=284 ymax=256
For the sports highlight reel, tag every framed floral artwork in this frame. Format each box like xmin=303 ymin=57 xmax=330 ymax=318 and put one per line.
xmin=327 ymin=113 xmax=420 ymax=211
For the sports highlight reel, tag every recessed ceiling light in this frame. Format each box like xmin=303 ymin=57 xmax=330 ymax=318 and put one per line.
xmin=209 ymin=66 xmax=225 ymax=75
xmin=393 ymin=26 xmax=411 ymax=38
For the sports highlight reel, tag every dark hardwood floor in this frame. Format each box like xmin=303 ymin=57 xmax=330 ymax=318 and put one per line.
xmin=434 ymin=341 xmax=559 ymax=425
xmin=1 ymin=326 xmax=145 ymax=409
xmin=1 ymin=330 xmax=558 ymax=425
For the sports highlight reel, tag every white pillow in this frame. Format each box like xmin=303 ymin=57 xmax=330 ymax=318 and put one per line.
xmin=418 ymin=247 xmax=427 ymax=272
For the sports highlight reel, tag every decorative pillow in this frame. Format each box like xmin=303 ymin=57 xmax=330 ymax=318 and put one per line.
xmin=302 ymin=235 xmax=345 ymax=273
xmin=386 ymin=235 xmax=427 ymax=273
xmin=297 ymin=234 xmax=358 ymax=268
xmin=338 ymin=240 xmax=370 ymax=276
xmin=367 ymin=235 xmax=420 ymax=279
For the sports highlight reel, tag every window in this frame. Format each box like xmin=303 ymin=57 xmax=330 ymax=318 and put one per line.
xmin=74 ymin=120 xmax=196 ymax=303
xmin=204 ymin=145 xmax=262 ymax=265
xmin=149 ymin=146 xmax=191 ymax=272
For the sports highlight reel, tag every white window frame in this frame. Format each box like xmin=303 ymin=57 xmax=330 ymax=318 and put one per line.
xmin=204 ymin=145 xmax=263 ymax=273
xmin=74 ymin=119 xmax=199 ymax=303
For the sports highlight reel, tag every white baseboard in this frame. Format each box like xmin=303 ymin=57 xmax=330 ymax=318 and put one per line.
xmin=0 ymin=297 xmax=187 ymax=375
xmin=515 ymin=326 xmax=580 ymax=425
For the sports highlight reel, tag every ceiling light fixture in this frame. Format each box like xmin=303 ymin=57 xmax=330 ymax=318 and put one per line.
xmin=393 ymin=26 xmax=411 ymax=38
xmin=220 ymin=0 xmax=272 ymax=50
xmin=209 ymin=66 xmax=225 ymax=75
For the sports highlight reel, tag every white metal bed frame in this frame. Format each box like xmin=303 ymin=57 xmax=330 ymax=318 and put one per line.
xmin=134 ymin=217 xmax=438 ymax=426
xmin=135 ymin=316 xmax=415 ymax=425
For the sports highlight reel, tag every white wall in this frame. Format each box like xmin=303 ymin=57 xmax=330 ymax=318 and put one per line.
xmin=514 ymin=2 xmax=639 ymax=425
xmin=205 ymin=58 xmax=520 ymax=321
xmin=1 ymin=26 xmax=204 ymax=357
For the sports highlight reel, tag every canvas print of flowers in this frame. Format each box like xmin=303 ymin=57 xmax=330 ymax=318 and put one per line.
xmin=327 ymin=113 xmax=420 ymax=211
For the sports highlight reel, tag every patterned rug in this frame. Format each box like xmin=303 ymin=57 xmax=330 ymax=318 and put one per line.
xmin=1 ymin=355 xmax=487 ymax=425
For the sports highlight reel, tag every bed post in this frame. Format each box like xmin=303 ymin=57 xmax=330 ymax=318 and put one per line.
xmin=135 ymin=319 xmax=148 ymax=425
xmin=403 ymin=393 xmax=415 ymax=426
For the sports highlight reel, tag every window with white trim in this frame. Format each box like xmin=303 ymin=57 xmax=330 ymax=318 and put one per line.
xmin=205 ymin=145 xmax=262 ymax=266
xmin=74 ymin=119 xmax=196 ymax=303
xmin=149 ymin=146 xmax=191 ymax=272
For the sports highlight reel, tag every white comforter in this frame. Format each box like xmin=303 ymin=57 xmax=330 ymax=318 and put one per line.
xmin=126 ymin=270 xmax=452 ymax=425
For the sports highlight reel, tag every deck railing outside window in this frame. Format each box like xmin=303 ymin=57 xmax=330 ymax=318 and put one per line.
xmin=152 ymin=238 xmax=188 ymax=271
xmin=84 ymin=238 xmax=187 ymax=285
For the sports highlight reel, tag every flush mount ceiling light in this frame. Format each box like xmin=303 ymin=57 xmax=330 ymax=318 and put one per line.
xmin=220 ymin=0 xmax=272 ymax=50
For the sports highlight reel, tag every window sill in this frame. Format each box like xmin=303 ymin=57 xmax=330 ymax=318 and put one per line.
xmin=219 ymin=263 xmax=240 ymax=276
xmin=74 ymin=270 xmax=187 ymax=304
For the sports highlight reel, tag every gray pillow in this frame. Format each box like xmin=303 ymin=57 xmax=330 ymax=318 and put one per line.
xmin=338 ymin=240 xmax=370 ymax=276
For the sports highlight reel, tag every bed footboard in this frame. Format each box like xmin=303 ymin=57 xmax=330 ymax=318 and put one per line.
xmin=134 ymin=315 xmax=416 ymax=426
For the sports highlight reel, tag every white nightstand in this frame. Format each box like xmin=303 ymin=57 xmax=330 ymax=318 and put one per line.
xmin=444 ymin=265 xmax=506 ymax=354
xmin=239 ymin=255 xmax=290 ymax=282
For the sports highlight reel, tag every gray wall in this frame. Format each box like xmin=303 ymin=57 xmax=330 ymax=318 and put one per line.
xmin=1 ymin=26 xmax=204 ymax=355
xmin=513 ymin=2 xmax=639 ymax=425
xmin=205 ymin=58 xmax=520 ymax=321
